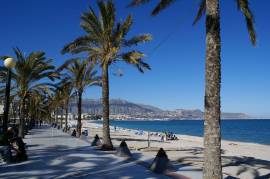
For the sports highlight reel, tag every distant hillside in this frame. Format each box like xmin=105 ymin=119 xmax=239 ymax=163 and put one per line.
xmin=69 ymin=99 xmax=161 ymax=115
xmin=69 ymin=99 xmax=250 ymax=119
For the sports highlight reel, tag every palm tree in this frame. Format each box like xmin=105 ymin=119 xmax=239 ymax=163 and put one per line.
xmin=28 ymin=88 xmax=53 ymax=128
xmin=28 ymin=91 xmax=43 ymax=128
xmin=48 ymin=91 xmax=62 ymax=126
xmin=129 ymin=0 xmax=256 ymax=178
xmin=62 ymin=0 xmax=151 ymax=150
xmin=56 ymin=79 xmax=74 ymax=131
xmin=58 ymin=59 xmax=101 ymax=137
xmin=0 ymin=48 xmax=58 ymax=138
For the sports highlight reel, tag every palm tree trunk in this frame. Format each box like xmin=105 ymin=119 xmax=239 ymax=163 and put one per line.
xmin=101 ymin=65 xmax=113 ymax=150
xmin=49 ymin=111 xmax=52 ymax=124
xmin=60 ymin=106 xmax=64 ymax=128
xmin=65 ymin=99 xmax=69 ymax=131
xmin=56 ymin=109 xmax=59 ymax=126
xmin=53 ymin=110 xmax=56 ymax=124
xmin=18 ymin=98 xmax=26 ymax=138
xmin=204 ymin=0 xmax=222 ymax=179
xmin=77 ymin=90 xmax=82 ymax=137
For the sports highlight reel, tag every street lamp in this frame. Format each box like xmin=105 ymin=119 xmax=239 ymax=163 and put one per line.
xmin=2 ymin=57 xmax=16 ymax=133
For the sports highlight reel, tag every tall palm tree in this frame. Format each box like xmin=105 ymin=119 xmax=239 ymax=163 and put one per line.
xmin=53 ymin=90 xmax=65 ymax=128
xmin=28 ymin=91 xmax=43 ymax=128
xmin=0 ymin=48 xmax=58 ymax=138
xmin=48 ymin=91 xmax=62 ymax=126
xmin=58 ymin=59 xmax=101 ymax=137
xmin=56 ymin=79 xmax=74 ymax=131
xmin=129 ymin=0 xmax=256 ymax=178
xmin=28 ymin=88 xmax=52 ymax=128
xmin=62 ymin=0 xmax=151 ymax=150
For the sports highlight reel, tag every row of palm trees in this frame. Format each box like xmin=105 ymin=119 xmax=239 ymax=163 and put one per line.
xmin=0 ymin=52 xmax=101 ymax=136
xmin=57 ymin=60 xmax=102 ymax=136
xmin=0 ymin=0 xmax=256 ymax=178
xmin=0 ymin=48 xmax=58 ymax=137
xmin=1 ymin=0 xmax=151 ymax=146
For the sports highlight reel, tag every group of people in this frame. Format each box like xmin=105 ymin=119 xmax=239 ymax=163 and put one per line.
xmin=161 ymin=131 xmax=179 ymax=142
xmin=71 ymin=128 xmax=88 ymax=137
xmin=0 ymin=127 xmax=28 ymax=163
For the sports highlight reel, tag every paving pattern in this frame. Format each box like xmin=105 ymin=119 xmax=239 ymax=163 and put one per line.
xmin=0 ymin=126 xmax=170 ymax=179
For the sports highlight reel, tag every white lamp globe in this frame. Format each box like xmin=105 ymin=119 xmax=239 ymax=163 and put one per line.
xmin=4 ymin=58 xmax=16 ymax=68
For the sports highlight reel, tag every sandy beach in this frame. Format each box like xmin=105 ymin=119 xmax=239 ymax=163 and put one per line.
xmin=80 ymin=120 xmax=270 ymax=179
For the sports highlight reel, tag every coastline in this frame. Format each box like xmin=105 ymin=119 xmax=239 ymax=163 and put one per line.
xmin=109 ymin=118 xmax=270 ymax=121
xmin=98 ymin=119 xmax=270 ymax=146
xmin=81 ymin=120 xmax=270 ymax=178
xmin=84 ymin=120 xmax=269 ymax=155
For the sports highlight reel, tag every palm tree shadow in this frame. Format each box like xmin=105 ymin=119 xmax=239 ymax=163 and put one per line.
xmin=1 ymin=127 xmax=167 ymax=179
xmin=222 ymin=156 xmax=270 ymax=179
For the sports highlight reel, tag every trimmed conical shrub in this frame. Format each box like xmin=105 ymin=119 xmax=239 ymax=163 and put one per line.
xmin=116 ymin=140 xmax=132 ymax=158
xmin=150 ymin=148 xmax=169 ymax=174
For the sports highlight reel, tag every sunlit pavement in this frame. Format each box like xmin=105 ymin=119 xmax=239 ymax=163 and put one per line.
xmin=0 ymin=126 xmax=172 ymax=179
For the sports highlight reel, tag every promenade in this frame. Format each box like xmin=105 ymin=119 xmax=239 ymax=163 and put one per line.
xmin=0 ymin=126 xmax=171 ymax=179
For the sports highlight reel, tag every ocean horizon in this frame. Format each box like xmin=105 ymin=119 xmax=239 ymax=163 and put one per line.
xmin=95 ymin=119 xmax=270 ymax=145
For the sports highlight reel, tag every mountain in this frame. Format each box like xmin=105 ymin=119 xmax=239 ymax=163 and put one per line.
xmin=69 ymin=99 xmax=250 ymax=119
xmin=69 ymin=99 xmax=162 ymax=115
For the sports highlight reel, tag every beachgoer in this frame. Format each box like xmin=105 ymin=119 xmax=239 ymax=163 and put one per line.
xmin=161 ymin=135 xmax=164 ymax=142
xmin=71 ymin=129 xmax=76 ymax=137
xmin=10 ymin=137 xmax=28 ymax=162
xmin=6 ymin=127 xmax=15 ymax=142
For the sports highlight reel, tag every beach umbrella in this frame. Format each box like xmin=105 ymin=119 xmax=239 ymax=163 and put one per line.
xmin=91 ymin=134 xmax=102 ymax=146
xmin=150 ymin=148 xmax=170 ymax=174
xmin=116 ymin=140 xmax=132 ymax=158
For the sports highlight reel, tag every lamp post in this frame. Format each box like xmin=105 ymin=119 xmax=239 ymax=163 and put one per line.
xmin=3 ymin=57 xmax=16 ymax=133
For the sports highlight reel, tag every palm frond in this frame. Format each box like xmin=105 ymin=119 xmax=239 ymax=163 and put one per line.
xmin=118 ymin=15 xmax=133 ymax=39
xmin=152 ymin=0 xmax=176 ymax=16
xmin=81 ymin=6 xmax=103 ymax=37
xmin=121 ymin=51 xmax=151 ymax=73
xmin=236 ymin=0 xmax=256 ymax=45
xmin=123 ymin=34 xmax=152 ymax=47
xmin=57 ymin=58 xmax=81 ymax=72
xmin=62 ymin=36 xmax=95 ymax=54
xmin=98 ymin=0 xmax=115 ymax=34
xmin=193 ymin=0 xmax=206 ymax=25
xmin=61 ymin=59 xmax=101 ymax=93
xmin=128 ymin=0 xmax=152 ymax=7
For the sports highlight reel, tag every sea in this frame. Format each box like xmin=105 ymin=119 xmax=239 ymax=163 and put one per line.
xmin=95 ymin=119 xmax=270 ymax=145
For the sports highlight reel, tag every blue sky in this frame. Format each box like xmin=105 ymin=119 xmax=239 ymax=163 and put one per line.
xmin=0 ymin=0 xmax=269 ymax=116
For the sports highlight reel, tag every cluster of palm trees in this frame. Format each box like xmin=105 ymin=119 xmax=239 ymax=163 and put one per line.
xmin=0 ymin=48 xmax=58 ymax=137
xmin=0 ymin=0 xmax=256 ymax=178
xmin=0 ymin=0 xmax=151 ymax=149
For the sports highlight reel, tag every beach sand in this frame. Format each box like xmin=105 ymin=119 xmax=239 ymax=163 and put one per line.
xmin=79 ymin=120 xmax=270 ymax=179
